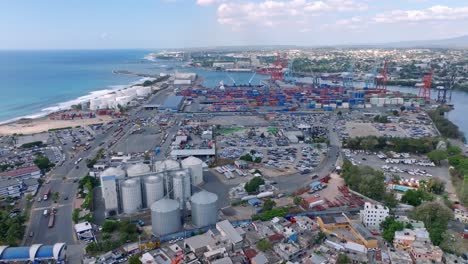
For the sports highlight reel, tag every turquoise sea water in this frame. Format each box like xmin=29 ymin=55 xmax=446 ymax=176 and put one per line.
xmin=0 ymin=50 xmax=467 ymax=137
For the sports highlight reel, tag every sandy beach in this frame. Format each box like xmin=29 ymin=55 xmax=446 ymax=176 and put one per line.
xmin=0 ymin=115 xmax=114 ymax=135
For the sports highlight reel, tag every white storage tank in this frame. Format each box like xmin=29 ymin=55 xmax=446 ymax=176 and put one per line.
xmin=151 ymin=198 xmax=181 ymax=236
xmin=144 ymin=175 xmax=164 ymax=207
xmin=136 ymin=86 xmax=152 ymax=97
xmin=89 ymin=98 xmax=102 ymax=110
xmin=155 ymin=159 xmax=180 ymax=173
xmin=116 ymin=96 xmax=132 ymax=107
xmin=101 ymin=167 xmax=126 ymax=179
xmin=181 ymin=156 xmax=203 ymax=186
xmin=191 ymin=191 xmax=218 ymax=227
xmin=121 ymin=179 xmax=142 ymax=214
xmin=172 ymin=169 xmax=191 ymax=208
xmin=127 ymin=163 xmax=150 ymax=177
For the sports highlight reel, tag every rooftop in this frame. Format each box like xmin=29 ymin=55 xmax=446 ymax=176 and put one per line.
xmin=350 ymin=222 xmax=376 ymax=240
xmin=161 ymin=96 xmax=184 ymax=110
xmin=216 ymin=220 xmax=242 ymax=244
xmin=0 ymin=166 xmax=40 ymax=178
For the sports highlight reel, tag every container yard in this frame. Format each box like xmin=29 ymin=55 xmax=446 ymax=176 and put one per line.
xmin=177 ymin=83 xmax=408 ymax=113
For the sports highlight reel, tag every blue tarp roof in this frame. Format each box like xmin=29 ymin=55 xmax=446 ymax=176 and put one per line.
xmin=1 ymin=247 xmax=30 ymax=259
xmin=248 ymin=198 xmax=261 ymax=206
xmin=36 ymin=245 xmax=54 ymax=258
xmin=0 ymin=244 xmax=61 ymax=261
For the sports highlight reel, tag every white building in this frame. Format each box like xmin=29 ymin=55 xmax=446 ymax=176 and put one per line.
xmin=100 ymin=175 xmax=119 ymax=215
xmin=360 ymin=202 xmax=389 ymax=229
xmin=74 ymin=222 xmax=94 ymax=240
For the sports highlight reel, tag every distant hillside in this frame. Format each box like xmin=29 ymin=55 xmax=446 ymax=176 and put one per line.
xmin=380 ymin=35 xmax=468 ymax=48
xmin=339 ymin=35 xmax=468 ymax=49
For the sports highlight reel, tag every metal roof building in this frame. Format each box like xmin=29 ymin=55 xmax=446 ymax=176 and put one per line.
xmin=159 ymin=96 xmax=184 ymax=112
xmin=0 ymin=243 xmax=66 ymax=262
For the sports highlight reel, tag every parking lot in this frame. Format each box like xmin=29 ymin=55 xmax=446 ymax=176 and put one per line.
xmin=343 ymin=149 xmax=455 ymax=195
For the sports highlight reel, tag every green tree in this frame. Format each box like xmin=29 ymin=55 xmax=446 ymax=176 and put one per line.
xmin=427 ymin=150 xmax=448 ymax=165
xmin=410 ymin=201 xmax=453 ymax=245
xmin=382 ymin=192 xmax=399 ymax=208
xmin=447 ymin=145 xmax=462 ymax=156
xmin=401 ymin=189 xmax=433 ymax=206
xmin=256 ymin=239 xmax=272 ymax=251
xmin=293 ymin=196 xmax=304 ymax=205
xmin=426 ymin=178 xmax=445 ymax=194
xmin=263 ymin=198 xmax=276 ymax=211
xmin=72 ymin=208 xmax=81 ymax=223
xmin=244 ymin=177 xmax=265 ymax=194
xmin=337 ymin=254 xmax=351 ymax=264
xmin=240 ymin=154 xmax=253 ymax=162
xmin=34 ymin=156 xmax=54 ymax=172
xmin=380 ymin=217 xmax=405 ymax=242
xmin=128 ymin=255 xmax=141 ymax=264
xmin=102 ymin=220 xmax=119 ymax=233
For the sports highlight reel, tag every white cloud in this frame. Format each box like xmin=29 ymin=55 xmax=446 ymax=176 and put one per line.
xmin=197 ymin=0 xmax=220 ymax=6
xmin=373 ymin=5 xmax=468 ymax=23
xmin=215 ymin=0 xmax=368 ymax=28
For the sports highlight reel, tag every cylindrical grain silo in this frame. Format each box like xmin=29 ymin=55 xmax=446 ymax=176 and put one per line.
xmin=121 ymin=179 xmax=142 ymax=214
xmin=181 ymin=156 xmax=203 ymax=186
xmin=151 ymin=198 xmax=181 ymax=236
xmin=191 ymin=191 xmax=218 ymax=227
xmin=172 ymin=169 xmax=191 ymax=208
xmin=144 ymin=175 xmax=164 ymax=208
xmin=127 ymin=163 xmax=150 ymax=178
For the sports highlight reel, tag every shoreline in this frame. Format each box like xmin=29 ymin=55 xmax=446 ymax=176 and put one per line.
xmin=0 ymin=75 xmax=156 ymax=127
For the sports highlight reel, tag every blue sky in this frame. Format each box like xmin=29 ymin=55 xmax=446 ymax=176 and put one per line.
xmin=1 ymin=0 xmax=467 ymax=49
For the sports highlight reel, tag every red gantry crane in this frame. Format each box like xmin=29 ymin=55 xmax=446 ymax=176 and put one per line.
xmin=271 ymin=52 xmax=287 ymax=81
xmin=417 ymin=70 xmax=433 ymax=103
xmin=375 ymin=59 xmax=388 ymax=91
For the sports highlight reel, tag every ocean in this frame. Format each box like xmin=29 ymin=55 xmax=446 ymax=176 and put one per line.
xmin=0 ymin=50 xmax=467 ymax=137
xmin=0 ymin=50 xmax=268 ymax=123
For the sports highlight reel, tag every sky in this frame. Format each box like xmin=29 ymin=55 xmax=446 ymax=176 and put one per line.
xmin=1 ymin=0 xmax=467 ymax=49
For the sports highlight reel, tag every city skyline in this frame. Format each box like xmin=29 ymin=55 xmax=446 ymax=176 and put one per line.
xmin=1 ymin=0 xmax=468 ymax=49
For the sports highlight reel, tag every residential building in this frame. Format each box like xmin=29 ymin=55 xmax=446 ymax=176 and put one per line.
xmin=394 ymin=228 xmax=430 ymax=251
xmin=360 ymin=202 xmax=389 ymax=229
xmin=251 ymin=253 xmax=268 ymax=264
xmin=317 ymin=214 xmax=378 ymax=248
xmin=74 ymin=222 xmax=94 ymax=240
xmin=409 ymin=240 xmax=443 ymax=263
xmin=388 ymin=249 xmax=413 ymax=264
xmin=273 ymin=243 xmax=304 ymax=262
xmin=216 ymin=220 xmax=244 ymax=252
